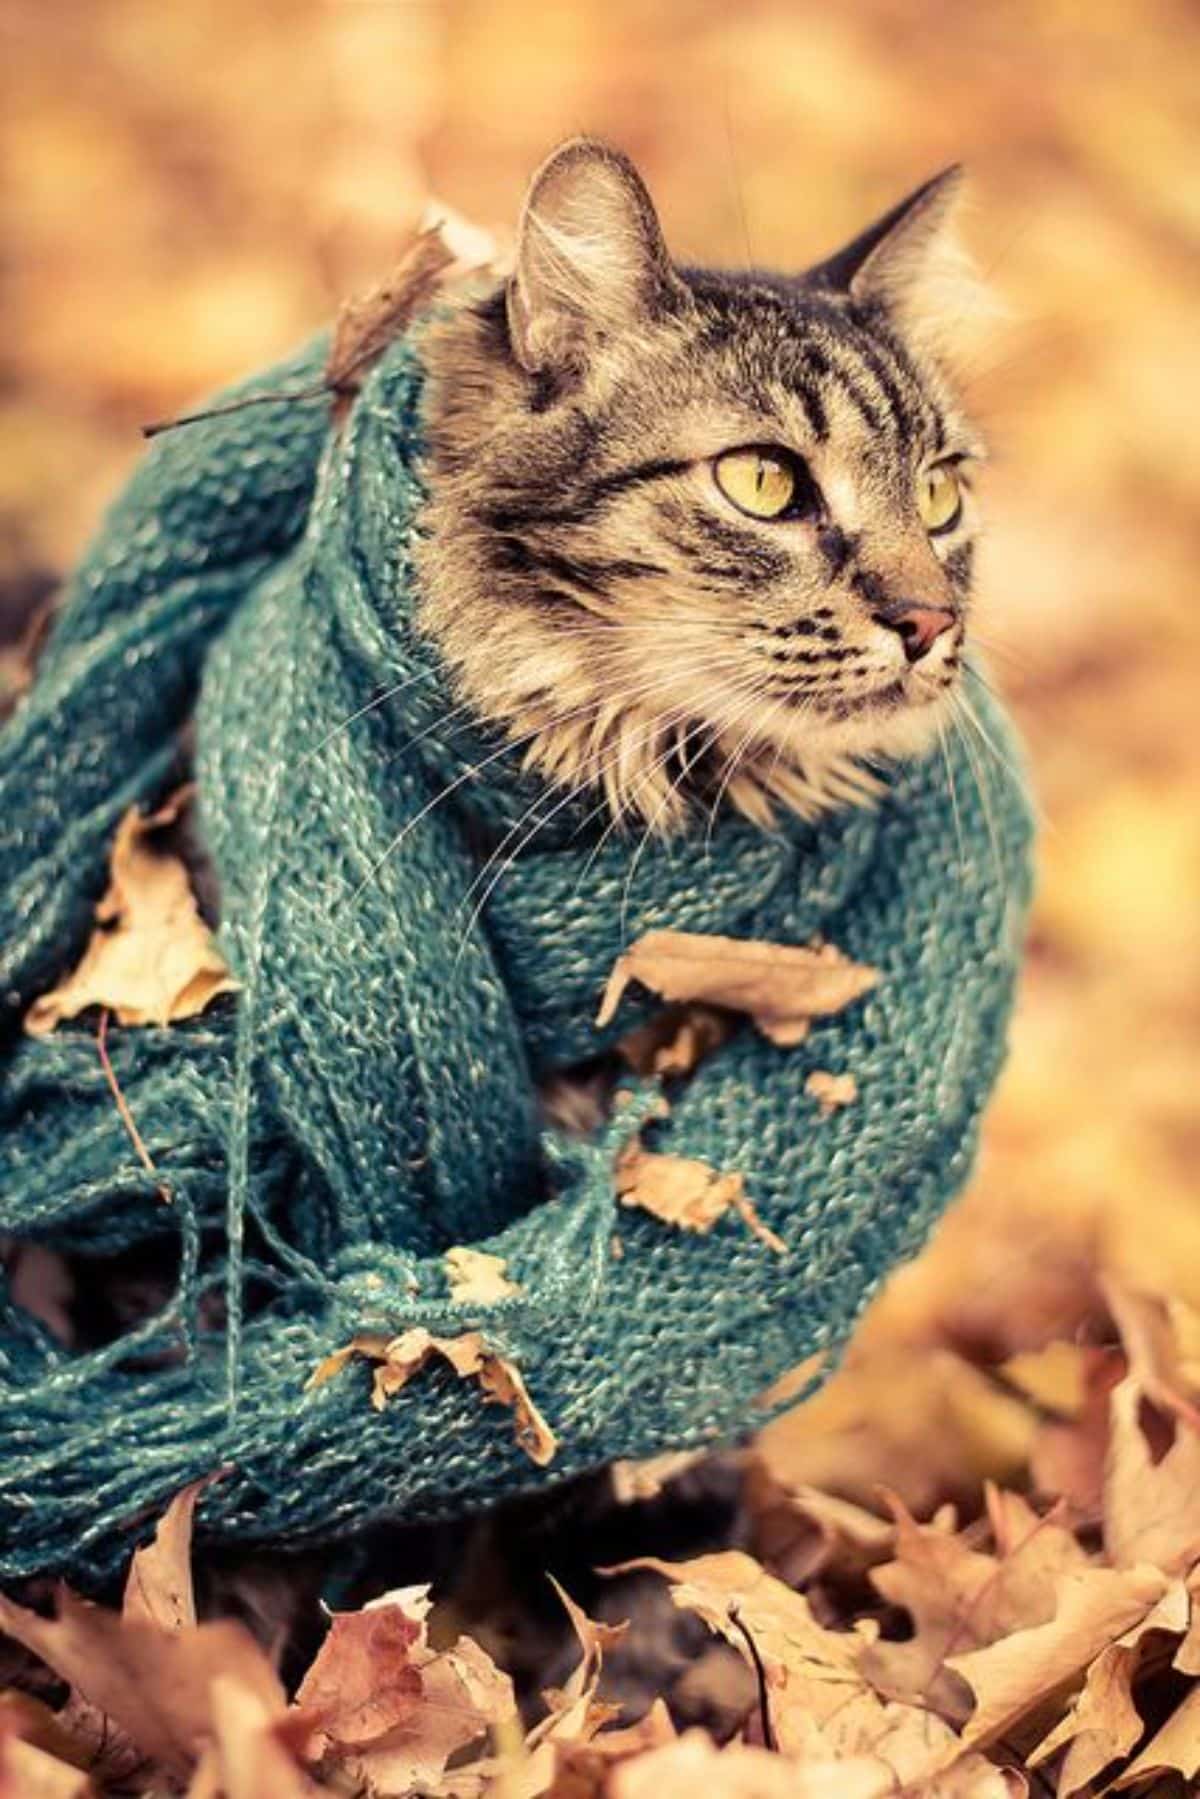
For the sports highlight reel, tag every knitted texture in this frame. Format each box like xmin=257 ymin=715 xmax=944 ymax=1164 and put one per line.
xmin=0 ymin=334 xmax=1034 ymax=1583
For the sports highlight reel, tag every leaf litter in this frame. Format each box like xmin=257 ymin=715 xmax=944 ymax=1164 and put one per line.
xmin=9 ymin=1281 xmax=1200 ymax=1792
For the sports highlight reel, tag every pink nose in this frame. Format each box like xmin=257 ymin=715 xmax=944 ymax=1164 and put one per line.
xmin=876 ymin=605 xmax=957 ymax=665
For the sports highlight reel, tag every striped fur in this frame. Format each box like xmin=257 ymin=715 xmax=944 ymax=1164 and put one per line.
xmin=416 ymin=140 xmax=989 ymax=830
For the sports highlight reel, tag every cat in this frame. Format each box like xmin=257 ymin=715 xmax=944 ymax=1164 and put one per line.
xmin=416 ymin=137 xmax=990 ymax=835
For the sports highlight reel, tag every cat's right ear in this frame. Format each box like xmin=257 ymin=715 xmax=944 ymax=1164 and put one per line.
xmin=507 ymin=138 xmax=686 ymax=378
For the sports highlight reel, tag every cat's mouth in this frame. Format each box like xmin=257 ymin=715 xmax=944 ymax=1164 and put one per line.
xmin=809 ymin=671 xmax=952 ymax=723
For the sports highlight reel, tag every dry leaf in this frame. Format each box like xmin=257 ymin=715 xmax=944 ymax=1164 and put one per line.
xmin=616 ymin=1147 xmax=787 ymax=1256
xmin=295 ymin=1589 xmax=514 ymax=1794
xmin=445 ymin=1246 xmax=521 ymax=1305
xmin=596 ymin=930 xmax=878 ymax=1047
xmin=307 ymin=1327 xmax=558 ymax=1465
xmin=1109 ymin=1681 xmax=1200 ymax=1790
xmin=861 ymin=1489 xmax=1091 ymax=1720
xmin=1104 ymin=1372 xmax=1200 ymax=1570
xmin=747 ymin=1481 xmax=895 ymax=1588
xmin=608 ymin=1550 xmax=885 ymax=1760
xmin=610 ymin=1449 xmax=709 ymax=1504
xmin=617 ymin=1004 xmax=733 ymax=1078
xmin=0 ymin=1737 xmax=94 ymax=1798
xmin=948 ymin=1563 xmax=1168 ymax=1749
xmin=804 ymin=1070 xmax=858 ymax=1115
xmin=325 ymin=225 xmax=454 ymax=423
xmin=25 ymin=791 xmax=238 ymax=1034
xmin=0 ymin=1589 xmax=284 ymax=1778
xmin=295 ymin=1605 xmax=424 ymax=1750
xmin=538 ymin=1699 xmax=676 ymax=1798
xmin=1028 ymin=1579 xmax=1189 ymax=1796
xmin=206 ymin=1677 xmax=315 ymax=1799
xmin=608 ymin=1730 xmax=802 ymax=1798
xmin=1104 ymin=1278 xmax=1200 ymax=1428
xmin=123 ymin=1478 xmax=210 ymax=1633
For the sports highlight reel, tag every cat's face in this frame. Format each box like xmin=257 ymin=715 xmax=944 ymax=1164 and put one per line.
xmin=418 ymin=140 xmax=989 ymax=829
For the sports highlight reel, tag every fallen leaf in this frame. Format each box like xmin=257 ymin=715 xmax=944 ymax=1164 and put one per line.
xmin=1109 ymin=1681 xmax=1200 ymax=1790
xmin=325 ymin=226 xmax=454 ymax=424
xmin=0 ymin=1737 xmax=94 ymax=1798
xmin=948 ymin=1563 xmax=1168 ymax=1749
xmin=746 ymin=1480 xmax=895 ymax=1588
xmin=610 ymin=1448 xmax=708 ymax=1504
xmin=538 ymin=1698 xmax=676 ymax=1797
xmin=1104 ymin=1372 xmax=1200 ymax=1570
xmin=618 ymin=1004 xmax=733 ymax=1078
xmin=607 ymin=1550 xmax=884 ymax=1760
xmin=295 ymin=1589 xmax=515 ymax=1794
xmin=295 ymin=1604 xmax=424 ymax=1750
xmin=445 ymin=1246 xmax=521 ymax=1304
xmin=0 ymin=1588 xmax=284 ymax=1778
xmin=123 ymin=1478 xmax=210 ymax=1633
xmin=1104 ymin=1277 xmax=1200 ymax=1428
xmin=596 ymin=930 xmax=878 ymax=1047
xmin=608 ymin=1730 xmax=802 ymax=1798
xmin=1028 ymin=1579 xmax=1188 ymax=1796
xmin=25 ymin=791 xmax=238 ymax=1034
xmin=307 ymin=1328 xmax=558 ymax=1465
xmin=804 ymin=1069 xmax=859 ymax=1115
xmin=859 ymin=1492 xmax=1080 ymax=1722
xmin=207 ymin=1677 xmax=315 ymax=1799
xmin=616 ymin=1147 xmax=787 ymax=1256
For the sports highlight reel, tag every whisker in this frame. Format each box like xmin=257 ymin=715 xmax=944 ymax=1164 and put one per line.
xmin=452 ymin=662 xmax=762 ymax=955
xmin=936 ymin=715 xmax=966 ymax=874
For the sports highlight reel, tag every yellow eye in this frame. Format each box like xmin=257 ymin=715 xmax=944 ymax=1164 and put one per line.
xmin=714 ymin=447 xmax=797 ymax=520
xmin=918 ymin=463 xmax=963 ymax=534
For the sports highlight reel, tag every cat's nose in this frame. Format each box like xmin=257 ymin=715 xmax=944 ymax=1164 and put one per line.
xmin=874 ymin=604 xmax=957 ymax=665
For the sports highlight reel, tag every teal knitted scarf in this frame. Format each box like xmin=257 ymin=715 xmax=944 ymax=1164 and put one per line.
xmin=0 ymin=333 xmax=1033 ymax=1583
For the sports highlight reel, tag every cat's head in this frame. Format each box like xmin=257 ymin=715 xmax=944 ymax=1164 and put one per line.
xmin=417 ymin=138 xmax=992 ymax=830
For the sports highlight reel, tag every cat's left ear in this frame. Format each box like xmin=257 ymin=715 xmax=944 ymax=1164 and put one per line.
xmin=809 ymin=167 xmax=993 ymax=360
xmin=507 ymin=138 xmax=688 ymax=378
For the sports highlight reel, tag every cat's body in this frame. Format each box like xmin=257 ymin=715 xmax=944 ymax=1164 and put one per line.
xmin=416 ymin=139 xmax=989 ymax=834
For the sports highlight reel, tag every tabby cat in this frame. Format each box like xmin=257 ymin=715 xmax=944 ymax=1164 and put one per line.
xmin=416 ymin=137 xmax=989 ymax=832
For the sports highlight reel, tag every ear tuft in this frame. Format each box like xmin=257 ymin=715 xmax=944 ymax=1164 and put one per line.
xmin=809 ymin=167 xmax=999 ymax=368
xmin=508 ymin=138 xmax=684 ymax=376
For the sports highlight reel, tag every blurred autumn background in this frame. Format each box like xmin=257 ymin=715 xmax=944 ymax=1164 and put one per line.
xmin=3 ymin=0 xmax=1198 ymax=1506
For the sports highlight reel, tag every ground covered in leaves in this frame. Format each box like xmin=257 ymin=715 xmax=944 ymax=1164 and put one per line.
xmin=6 ymin=1284 xmax=1200 ymax=1794
xmin=4 ymin=0 xmax=1200 ymax=1793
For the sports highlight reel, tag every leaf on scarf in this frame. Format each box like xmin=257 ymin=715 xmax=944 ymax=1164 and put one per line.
xmin=1103 ymin=1372 xmax=1200 ymax=1571
xmin=617 ymin=1003 xmax=733 ymax=1078
xmin=444 ymin=1246 xmax=521 ymax=1304
xmin=24 ymin=790 xmax=238 ymax=1035
xmin=325 ymin=226 xmax=455 ymax=424
xmin=615 ymin=1146 xmax=787 ymax=1256
xmin=804 ymin=1069 xmax=859 ymax=1115
xmin=948 ymin=1563 xmax=1169 ymax=1749
xmin=306 ymin=1327 xmax=558 ymax=1465
xmin=597 ymin=929 xmax=878 ymax=1047
xmin=122 ymin=1478 xmax=211 ymax=1633
xmin=1028 ymin=1579 xmax=1189 ymax=1796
